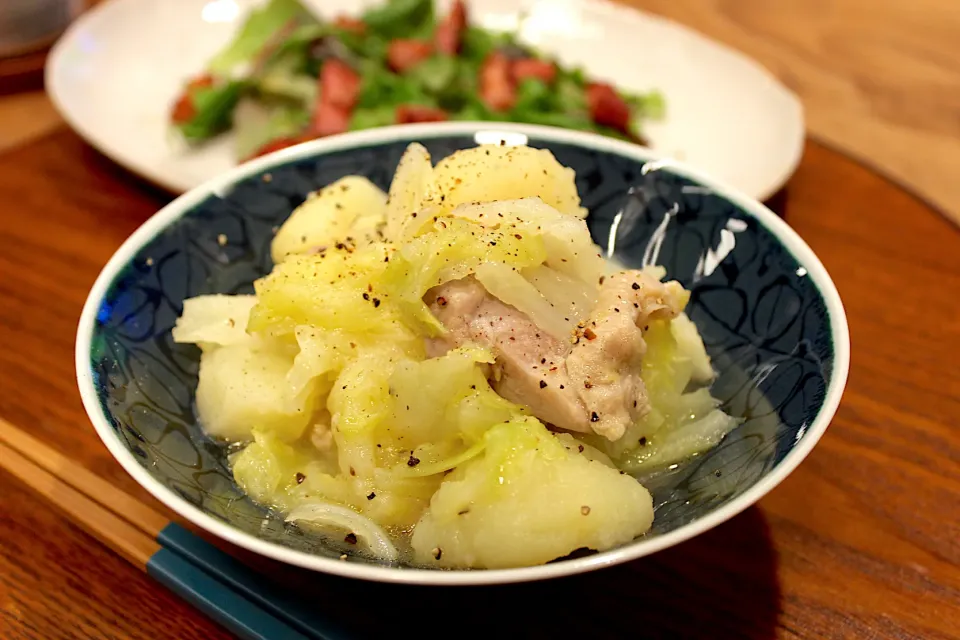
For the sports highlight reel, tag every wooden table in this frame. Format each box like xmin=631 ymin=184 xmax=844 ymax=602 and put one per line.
xmin=1 ymin=10 xmax=960 ymax=640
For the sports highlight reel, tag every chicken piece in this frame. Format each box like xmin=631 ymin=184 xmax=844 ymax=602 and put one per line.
xmin=566 ymin=271 xmax=687 ymax=440
xmin=424 ymin=278 xmax=589 ymax=432
xmin=424 ymin=272 xmax=687 ymax=441
xmin=434 ymin=0 xmax=467 ymax=55
xmin=387 ymin=39 xmax=434 ymax=73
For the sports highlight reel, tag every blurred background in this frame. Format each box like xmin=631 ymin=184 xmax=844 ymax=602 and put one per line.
xmin=1 ymin=0 xmax=958 ymax=222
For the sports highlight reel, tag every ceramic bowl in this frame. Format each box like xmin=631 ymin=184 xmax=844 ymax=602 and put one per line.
xmin=76 ymin=122 xmax=849 ymax=585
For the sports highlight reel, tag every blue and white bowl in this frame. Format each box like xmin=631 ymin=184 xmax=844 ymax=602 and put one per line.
xmin=76 ymin=123 xmax=849 ymax=585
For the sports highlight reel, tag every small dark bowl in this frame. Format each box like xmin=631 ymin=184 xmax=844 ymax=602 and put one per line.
xmin=77 ymin=123 xmax=849 ymax=585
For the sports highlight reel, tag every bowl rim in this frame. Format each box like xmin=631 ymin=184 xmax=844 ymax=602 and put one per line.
xmin=76 ymin=122 xmax=850 ymax=586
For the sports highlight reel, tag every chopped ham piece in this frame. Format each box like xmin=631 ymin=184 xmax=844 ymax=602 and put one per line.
xmin=511 ymin=58 xmax=557 ymax=84
xmin=312 ymin=101 xmax=351 ymax=137
xmin=586 ymin=82 xmax=632 ymax=132
xmin=479 ymin=53 xmax=516 ymax=112
xmin=171 ymin=73 xmax=216 ymax=124
xmin=319 ymin=59 xmax=360 ymax=111
xmin=434 ymin=0 xmax=467 ymax=55
xmin=396 ymin=105 xmax=448 ymax=124
xmin=334 ymin=16 xmax=366 ymax=34
xmin=387 ymin=39 xmax=434 ymax=73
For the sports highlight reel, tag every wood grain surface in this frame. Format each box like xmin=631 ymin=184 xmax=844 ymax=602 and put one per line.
xmin=0 ymin=127 xmax=957 ymax=639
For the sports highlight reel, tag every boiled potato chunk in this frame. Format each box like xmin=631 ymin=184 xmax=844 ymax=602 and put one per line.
xmin=411 ymin=418 xmax=654 ymax=568
xmin=196 ymin=344 xmax=314 ymax=442
xmin=172 ymin=294 xmax=259 ymax=349
xmin=432 ymin=145 xmax=585 ymax=218
xmin=271 ymin=176 xmax=387 ymax=263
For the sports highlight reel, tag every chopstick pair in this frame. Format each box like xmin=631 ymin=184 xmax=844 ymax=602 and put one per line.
xmin=0 ymin=418 xmax=347 ymax=640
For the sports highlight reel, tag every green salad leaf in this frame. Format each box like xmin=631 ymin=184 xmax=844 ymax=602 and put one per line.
xmin=173 ymin=0 xmax=666 ymax=156
xmin=233 ymin=98 xmax=309 ymax=159
xmin=207 ymin=0 xmax=315 ymax=75
xmin=177 ymin=81 xmax=247 ymax=142
xmin=362 ymin=0 xmax=435 ymax=39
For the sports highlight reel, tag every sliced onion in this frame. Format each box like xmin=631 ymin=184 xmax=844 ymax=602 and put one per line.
xmin=474 ymin=263 xmax=572 ymax=340
xmin=285 ymin=502 xmax=399 ymax=562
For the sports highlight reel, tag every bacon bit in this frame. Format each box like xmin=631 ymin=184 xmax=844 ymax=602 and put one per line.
xmin=434 ymin=0 xmax=466 ymax=54
xmin=540 ymin=358 xmax=546 ymax=364
xmin=344 ymin=533 xmax=358 ymax=545
xmin=171 ymin=73 xmax=217 ymax=123
xmin=407 ymin=453 xmax=421 ymax=467
xmin=187 ymin=73 xmax=215 ymax=91
xmin=436 ymin=296 xmax=448 ymax=307
xmin=632 ymin=282 xmax=641 ymax=290
xmin=639 ymin=437 xmax=647 ymax=446
xmin=367 ymin=492 xmax=376 ymax=500
xmin=387 ymin=39 xmax=434 ymax=73
xmin=578 ymin=444 xmax=585 ymax=453
xmin=334 ymin=15 xmax=366 ymax=34
xmin=363 ymin=292 xmax=370 ymax=300
xmin=511 ymin=58 xmax=557 ymax=84
xmin=479 ymin=52 xmax=516 ymax=111
xmin=539 ymin=380 xmax=548 ymax=389
xmin=590 ymin=412 xmax=599 ymax=422
xmin=584 ymin=381 xmax=593 ymax=389
xmin=295 ymin=472 xmax=305 ymax=484
xmin=395 ymin=104 xmax=448 ymax=124
xmin=311 ymin=101 xmax=351 ymax=137
xmin=583 ymin=327 xmax=597 ymax=340
xmin=319 ymin=59 xmax=360 ymax=110
xmin=581 ymin=505 xmax=591 ymax=516
xmin=586 ymin=82 xmax=632 ymax=132
xmin=171 ymin=94 xmax=198 ymax=124
xmin=373 ymin=298 xmax=381 ymax=308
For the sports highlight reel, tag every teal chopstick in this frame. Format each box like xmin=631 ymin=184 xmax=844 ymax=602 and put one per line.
xmin=150 ymin=523 xmax=348 ymax=640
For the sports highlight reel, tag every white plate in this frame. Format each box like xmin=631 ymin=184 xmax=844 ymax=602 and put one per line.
xmin=46 ymin=0 xmax=804 ymax=199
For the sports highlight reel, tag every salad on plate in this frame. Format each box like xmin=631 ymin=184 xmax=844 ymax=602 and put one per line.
xmin=169 ymin=0 xmax=665 ymax=161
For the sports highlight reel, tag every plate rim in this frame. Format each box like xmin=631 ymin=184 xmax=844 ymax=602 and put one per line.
xmin=45 ymin=0 xmax=805 ymax=200
xmin=75 ymin=121 xmax=849 ymax=586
